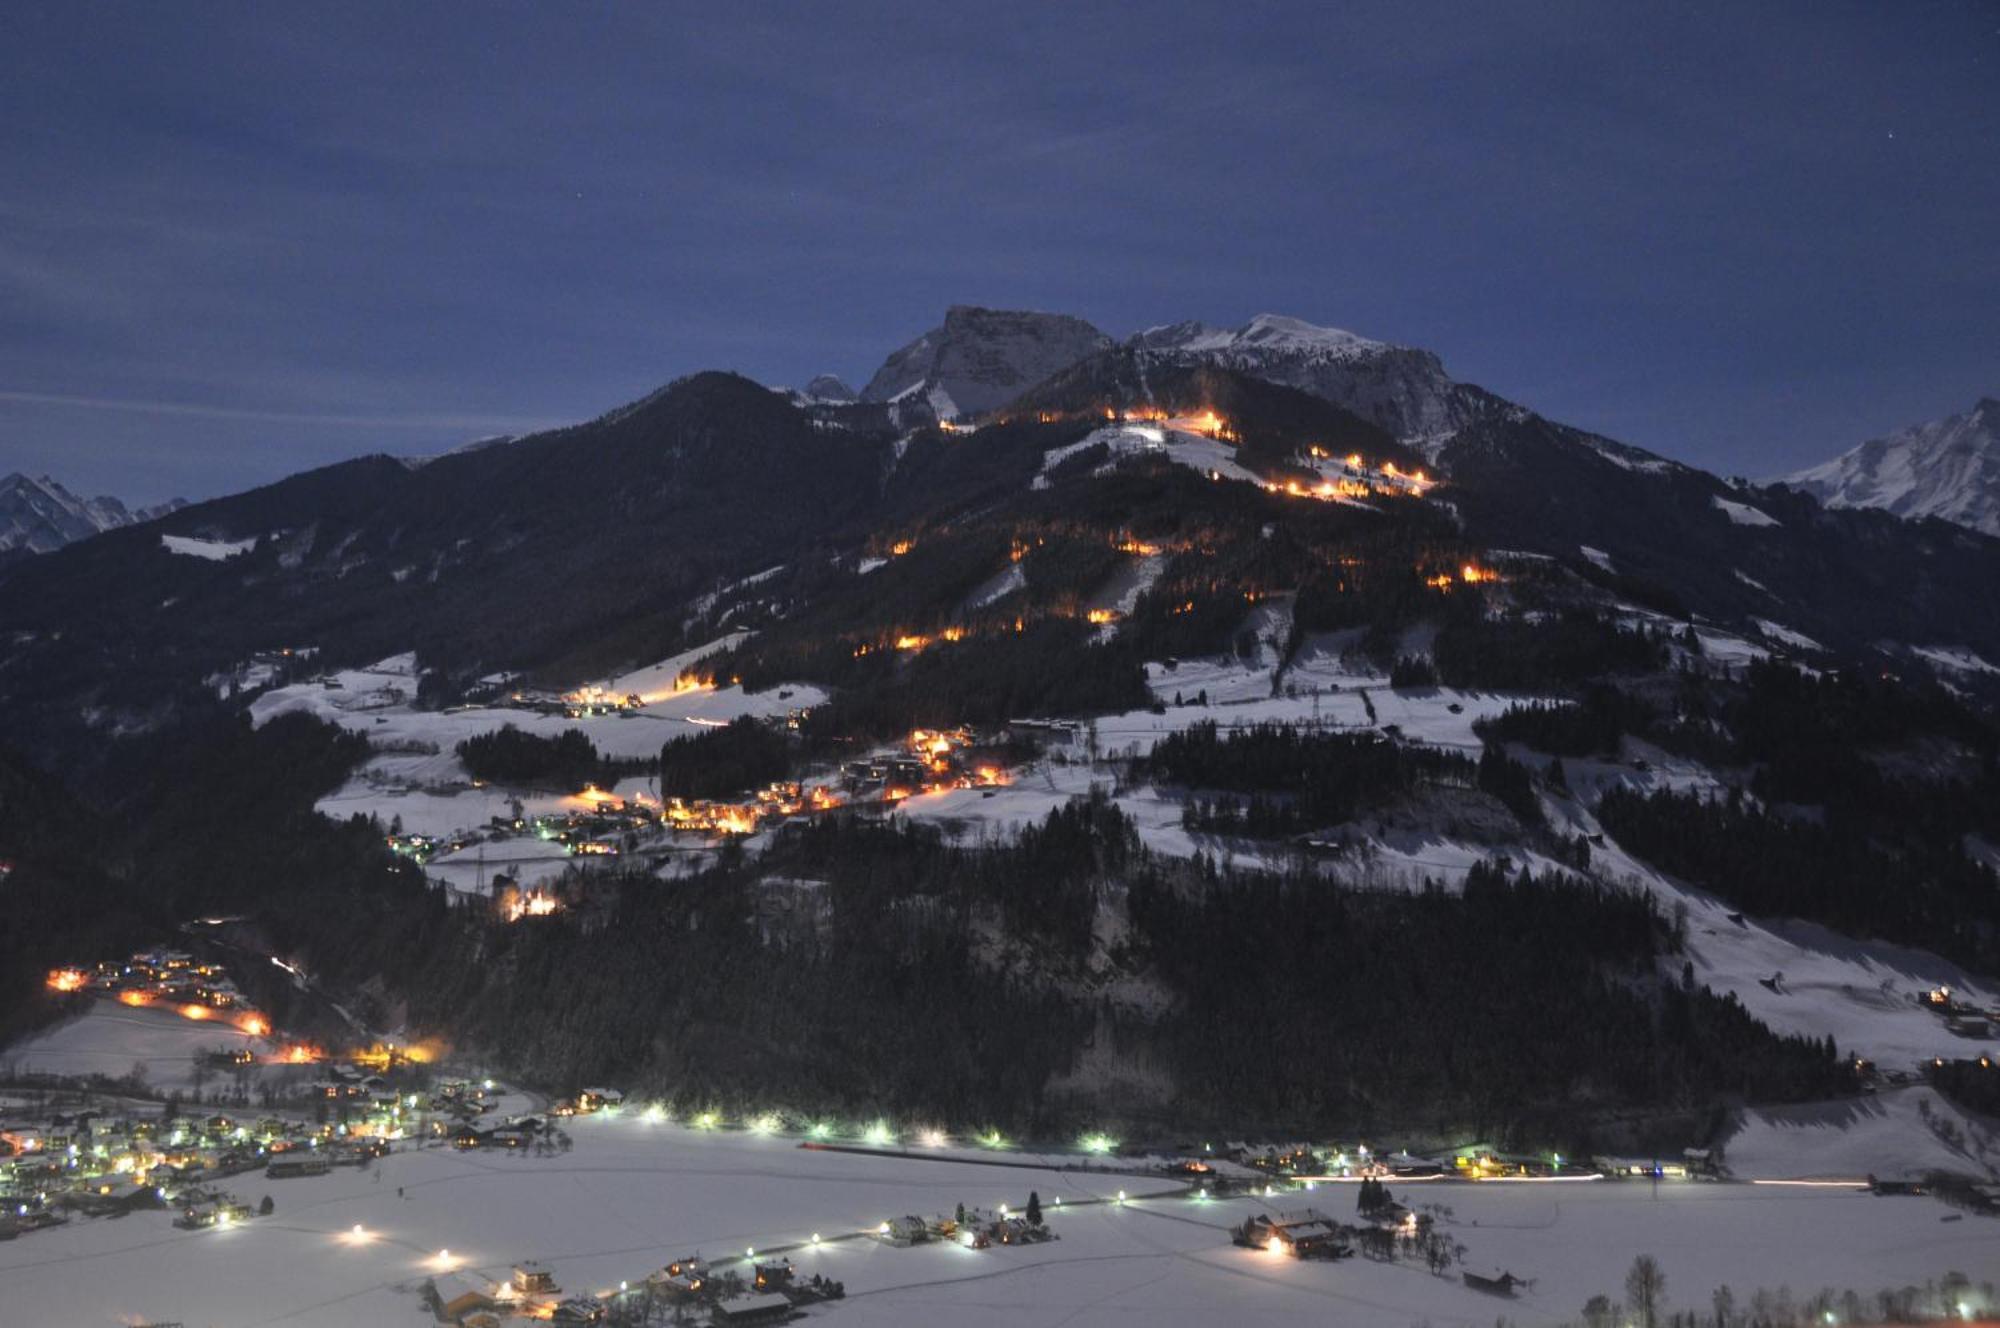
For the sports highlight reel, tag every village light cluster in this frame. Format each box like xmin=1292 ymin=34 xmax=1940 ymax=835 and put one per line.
xmin=1426 ymin=562 xmax=1501 ymax=591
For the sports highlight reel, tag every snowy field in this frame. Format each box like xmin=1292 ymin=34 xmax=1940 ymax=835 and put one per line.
xmin=251 ymin=651 xmax=821 ymax=766
xmin=249 ymin=646 xmax=822 ymax=843
xmin=1 ymin=1003 xmax=275 ymax=1092
xmin=1727 ymin=1087 xmax=1998 ymax=1182
xmin=0 ymin=1109 xmax=1990 ymax=1328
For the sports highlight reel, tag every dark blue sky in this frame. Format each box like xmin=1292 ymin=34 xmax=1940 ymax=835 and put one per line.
xmin=2 ymin=2 xmax=1995 ymax=503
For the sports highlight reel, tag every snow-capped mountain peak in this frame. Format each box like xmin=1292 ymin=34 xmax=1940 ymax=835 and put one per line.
xmin=0 ymin=472 xmax=185 ymax=556
xmin=1136 ymin=312 xmax=1389 ymax=359
xmin=1779 ymin=397 xmax=2000 ymax=537
xmin=1128 ymin=312 xmax=1486 ymax=442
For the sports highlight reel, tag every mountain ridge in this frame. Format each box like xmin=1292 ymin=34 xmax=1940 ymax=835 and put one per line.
xmin=1778 ymin=397 xmax=2000 ymax=538
xmin=0 ymin=471 xmax=186 ymax=556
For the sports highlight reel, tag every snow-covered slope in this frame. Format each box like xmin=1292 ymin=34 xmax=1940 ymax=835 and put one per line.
xmin=0 ymin=472 xmax=184 ymax=555
xmin=802 ymin=373 xmax=856 ymax=403
xmin=861 ymin=306 xmax=1111 ymax=418
xmin=1131 ymin=313 xmax=1489 ymax=444
xmin=1780 ymin=397 xmax=2000 ymax=537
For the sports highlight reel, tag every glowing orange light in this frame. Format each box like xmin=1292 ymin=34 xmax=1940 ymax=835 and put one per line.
xmin=894 ymin=634 xmax=928 ymax=651
xmin=119 ymin=989 xmax=154 ymax=1007
xmin=238 ymin=1014 xmax=270 ymax=1037
xmin=47 ymin=968 xmax=86 ymax=993
xmin=1086 ymin=609 xmax=1119 ymax=625
xmin=1459 ymin=564 xmax=1498 ymax=584
xmin=889 ymin=539 xmax=914 ymax=557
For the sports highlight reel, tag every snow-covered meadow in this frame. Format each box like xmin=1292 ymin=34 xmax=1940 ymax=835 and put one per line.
xmin=0 ymin=1106 xmax=1989 ymax=1328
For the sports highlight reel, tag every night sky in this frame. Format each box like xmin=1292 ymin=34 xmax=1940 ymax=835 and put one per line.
xmin=3 ymin=2 xmax=1995 ymax=504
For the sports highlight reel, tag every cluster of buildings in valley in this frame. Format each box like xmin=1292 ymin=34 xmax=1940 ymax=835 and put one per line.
xmin=427 ymin=1251 xmax=846 ymax=1327
xmin=1 ymin=1011 xmax=533 ymax=1249
xmin=48 ymin=944 xmax=254 ymax=1016
xmin=45 ymin=949 xmax=269 ymax=1035
xmin=0 ymin=1098 xmax=402 ymax=1242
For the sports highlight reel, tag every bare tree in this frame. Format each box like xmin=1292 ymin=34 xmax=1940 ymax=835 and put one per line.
xmin=1626 ymin=1254 xmax=1667 ymax=1328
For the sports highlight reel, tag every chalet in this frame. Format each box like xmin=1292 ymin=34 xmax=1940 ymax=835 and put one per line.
xmin=878 ymin=1214 xmax=930 ymax=1246
xmin=550 ymin=1296 xmax=605 ymax=1323
xmin=751 ymin=1258 xmax=795 ymax=1290
xmin=577 ymin=1087 xmax=624 ymax=1112
xmin=1464 ymin=1269 xmax=1525 ymax=1297
xmin=713 ymin=1293 xmax=794 ymax=1324
xmin=426 ymin=1270 xmax=495 ymax=1323
xmin=512 ymin=1262 xmax=558 ymax=1296
xmin=1385 ymin=1151 xmax=1446 ymax=1177
xmin=265 ymin=1155 xmax=329 ymax=1179
xmin=1233 ymin=1209 xmax=1351 ymax=1259
xmin=648 ymin=1258 xmax=707 ymax=1299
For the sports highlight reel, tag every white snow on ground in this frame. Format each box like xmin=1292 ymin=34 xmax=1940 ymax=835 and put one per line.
xmin=1349 ymin=831 xmax=1581 ymax=891
xmin=856 ymin=556 xmax=888 ymax=575
xmin=1579 ymin=545 xmax=1615 ymax=572
xmin=1586 ymin=437 xmax=1679 ymax=475
xmin=896 ymin=762 xmax=1290 ymax=874
xmin=253 ymin=652 xmax=820 ymax=765
xmin=2 ymin=1003 xmax=274 ymax=1092
xmin=1036 ymin=425 xmax=1262 ymax=490
xmin=423 ymin=835 xmax=577 ymax=897
xmin=1085 ymin=554 xmax=1167 ymax=629
xmin=1733 ymin=569 xmax=1773 ymax=596
xmin=601 ymin=632 xmax=754 ymax=700
xmin=1914 ymin=645 xmax=2000 ymax=677
xmin=1555 ymin=802 xmax=2000 ymax=1073
xmin=161 ymin=533 xmax=258 ymax=560
xmin=315 ymin=783 xmax=575 ymax=840
xmin=253 ymin=650 xmax=824 ymax=842
xmin=1090 ymin=685 xmax=1521 ymax=760
xmin=1692 ymin=627 xmax=1771 ymax=669
xmin=963 ymin=563 xmax=1026 ymax=612
xmin=1711 ymin=495 xmax=1781 ymax=527
xmin=1753 ymin=618 xmax=1823 ymax=652
xmin=1725 ymin=1086 xmax=1998 ymax=1182
xmin=0 ymin=1109 xmax=1989 ymax=1328
xmin=685 ymin=570 xmax=784 ymax=623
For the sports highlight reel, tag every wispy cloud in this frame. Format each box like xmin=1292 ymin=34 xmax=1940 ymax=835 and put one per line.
xmin=0 ymin=389 xmax=563 ymax=434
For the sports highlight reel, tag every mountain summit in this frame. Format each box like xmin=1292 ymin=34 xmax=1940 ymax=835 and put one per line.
xmin=0 ymin=472 xmax=184 ymax=556
xmin=1130 ymin=313 xmax=1487 ymax=444
xmin=1779 ymin=397 xmax=2000 ymax=537
xmin=860 ymin=305 xmax=1111 ymax=418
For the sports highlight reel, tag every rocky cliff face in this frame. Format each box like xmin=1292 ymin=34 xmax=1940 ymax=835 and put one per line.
xmin=1780 ymin=398 xmax=2000 ymax=537
xmin=860 ymin=305 xmax=1111 ymax=418
xmin=1131 ymin=313 xmax=1493 ymax=447
xmin=0 ymin=472 xmax=184 ymax=555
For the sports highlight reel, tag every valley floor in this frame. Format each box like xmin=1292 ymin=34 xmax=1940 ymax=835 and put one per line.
xmin=0 ymin=1107 xmax=1991 ymax=1328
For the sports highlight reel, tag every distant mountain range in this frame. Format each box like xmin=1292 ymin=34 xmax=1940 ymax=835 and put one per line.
xmin=3 ymin=304 xmax=1997 ymax=768
xmin=1779 ymin=397 xmax=2000 ymax=538
xmin=0 ymin=472 xmax=185 ymax=557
